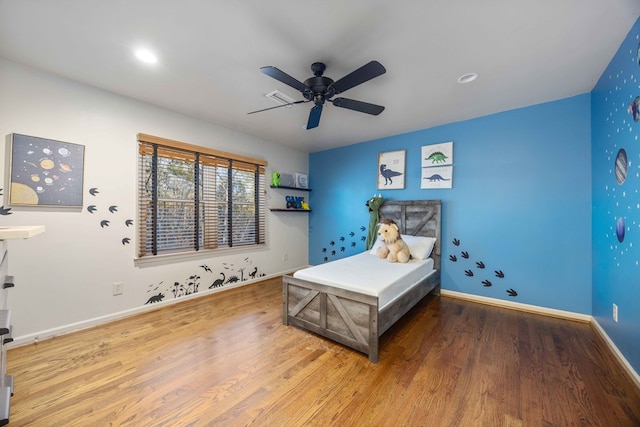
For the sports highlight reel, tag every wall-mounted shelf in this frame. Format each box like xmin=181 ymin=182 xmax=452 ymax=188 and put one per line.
xmin=270 ymin=185 xmax=311 ymax=211
xmin=270 ymin=185 xmax=311 ymax=192
xmin=0 ymin=226 xmax=45 ymax=240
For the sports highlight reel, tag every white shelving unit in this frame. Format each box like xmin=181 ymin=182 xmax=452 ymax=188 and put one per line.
xmin=0 ymin=226 xmax=44 ymax=425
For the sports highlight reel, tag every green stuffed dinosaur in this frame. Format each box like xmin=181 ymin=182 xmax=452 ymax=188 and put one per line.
xmin=365 ymin=195 xmax=385 ymax=251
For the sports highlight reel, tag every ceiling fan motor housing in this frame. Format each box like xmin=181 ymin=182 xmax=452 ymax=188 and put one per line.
xmin=303 ymin=76 xmax=335 ymax=102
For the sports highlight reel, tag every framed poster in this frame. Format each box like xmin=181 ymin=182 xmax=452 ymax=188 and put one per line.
xmin=422 ymin=141 xmax=453 ymax=167
xmin=378 ymin=150 xmax=405 ymax=190
xmin=8 ymin=133 xmax=85 ymax=207
xmin=421 ymin=166 xmax=453 ymax=189
xmin=421 ymin=141 xmax=454 ymax=189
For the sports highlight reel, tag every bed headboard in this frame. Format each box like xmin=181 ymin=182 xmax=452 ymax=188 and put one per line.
xmin=379 ymin=200 xmax=441 ymax=269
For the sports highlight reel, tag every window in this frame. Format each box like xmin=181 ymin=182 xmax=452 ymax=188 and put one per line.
xmin=137 ymin=133 xmax=267 ymax=258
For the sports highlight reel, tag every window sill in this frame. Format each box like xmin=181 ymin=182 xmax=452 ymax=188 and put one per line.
xmin=134 ymin=244 xmax=266 ymax=267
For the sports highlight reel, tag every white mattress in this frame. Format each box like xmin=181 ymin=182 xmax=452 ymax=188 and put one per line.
xmin=293 ymin=252 xmax=435 ymax=309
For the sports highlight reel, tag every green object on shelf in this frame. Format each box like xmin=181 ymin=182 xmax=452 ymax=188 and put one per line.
xmin=271 ymin=172 xmax=280 ymax=187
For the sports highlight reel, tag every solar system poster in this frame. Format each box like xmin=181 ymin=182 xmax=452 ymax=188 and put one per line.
xmin=8 ymin=133 xmax=85 ymax=207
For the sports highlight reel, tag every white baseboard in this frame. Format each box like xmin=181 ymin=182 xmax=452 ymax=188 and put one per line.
xmin=440 ymin=289 xmax=592 ymax=322
xmin=440 ymin=289 xmax=640 ymax=391
xmin=591 ymin=318 xmax=640 ymax=390
xmin=9 ymin=270 xmax=291 ymax=348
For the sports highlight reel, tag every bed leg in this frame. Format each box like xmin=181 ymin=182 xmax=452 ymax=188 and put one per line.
xmin=282 ymin=279 xmax=289 ymax=326
xmin=368 ymin=305 xmax=379 ymax=363
xmin=432 ymin=283 xmax=441 ymax=296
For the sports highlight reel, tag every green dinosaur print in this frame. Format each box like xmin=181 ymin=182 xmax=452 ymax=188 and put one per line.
xmin=425 ymin=151 xmax=448 ymax=164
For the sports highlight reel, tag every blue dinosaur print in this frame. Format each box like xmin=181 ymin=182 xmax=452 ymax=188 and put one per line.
xmin=379 ymin=164 xmax=403 ymax=185
xmin=424 ymin=174 xmax=450 ymax=182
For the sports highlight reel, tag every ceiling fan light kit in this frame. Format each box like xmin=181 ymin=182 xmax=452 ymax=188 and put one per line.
xmin=250 ymin=60 xmax=387 ymax=129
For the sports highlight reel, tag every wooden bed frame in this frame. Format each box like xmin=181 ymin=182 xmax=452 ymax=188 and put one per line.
xmin=282 ymin=200 xmax=441 ymax=362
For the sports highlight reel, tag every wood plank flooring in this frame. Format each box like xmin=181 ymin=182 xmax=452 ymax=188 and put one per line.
xmin=7 ymin=277 xmax=640 ymax=426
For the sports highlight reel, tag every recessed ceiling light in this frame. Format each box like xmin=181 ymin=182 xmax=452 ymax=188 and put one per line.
xmin=135 ymin=49 xmax=158 ymax=64
xmin=457 ymin=73 xmax=478 ymax=84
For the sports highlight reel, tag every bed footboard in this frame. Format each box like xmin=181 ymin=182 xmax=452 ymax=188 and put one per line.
xmin=283 ymin=274 xmax=381 ymax=362
xmin=379 ymin=270 xmax=440 ymax=334
xmin=283 ymin=270 xmax=441 ymax=363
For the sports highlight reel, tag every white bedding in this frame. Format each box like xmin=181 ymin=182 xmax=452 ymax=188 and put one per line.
xmin=293 ymin=252 xmax=435 ymax=309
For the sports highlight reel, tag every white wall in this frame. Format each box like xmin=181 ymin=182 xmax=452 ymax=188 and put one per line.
xmin=0 ymin=58 xmax=309 ymax=344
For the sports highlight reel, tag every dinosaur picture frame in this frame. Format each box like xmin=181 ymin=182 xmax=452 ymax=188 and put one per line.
xmin=377 ymin=149 xmax=405 ymax=190
xmin=421 ymin=141 xmax=453 ymax=189
xmin=421 ymin=165 xmax=453 ymax=189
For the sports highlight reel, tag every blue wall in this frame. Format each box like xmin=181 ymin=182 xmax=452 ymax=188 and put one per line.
xmin=310 ymin=94 xmax=592 ymax=314
xmin=592 ymin=18 xmax=640 ymax=373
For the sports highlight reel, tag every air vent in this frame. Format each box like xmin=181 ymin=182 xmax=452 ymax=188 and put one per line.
xmin=265 ymin=90 xmax=296 ymax=106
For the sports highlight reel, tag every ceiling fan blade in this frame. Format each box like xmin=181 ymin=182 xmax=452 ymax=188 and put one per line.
xmin=247 ymin=100 xmax=307 ymax=114
xmin=260 ymin=66 xmax=309 ymax=93
xmin=331 ymin=98 xmax=385 ymax=115
xmin=306 ymin=104 xmax=323 ymax=129
xmin=329 ymin=61 xmax=386 ymax=95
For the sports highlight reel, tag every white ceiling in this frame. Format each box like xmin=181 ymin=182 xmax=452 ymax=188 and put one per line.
xmin=1 ymin=1 xmax=639 ymax=153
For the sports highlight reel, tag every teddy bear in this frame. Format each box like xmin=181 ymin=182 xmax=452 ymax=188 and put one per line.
xmin=376 ymin=218 xmax=411 ymax=263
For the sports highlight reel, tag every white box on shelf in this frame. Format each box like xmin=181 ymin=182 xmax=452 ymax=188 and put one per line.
xmin=295 ymin=173 xmax=308 ymax=189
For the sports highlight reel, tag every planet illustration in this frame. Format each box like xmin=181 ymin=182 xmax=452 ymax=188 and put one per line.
xmin=39 ymin=158 xmax=55 ymax=170
xmin=59 ymin=163 xmax=72 ymax=173
xmin=31 ymin=174 xmax=40 ymax=182
xmin=615 ymin=148 xmax=628 ymax=184
xmin=42 ymin=148 xmax=52 ymax=155
xmin=627 ymin=97 xmax=640 ymax=122
xmin=9 ymin=183 xmax=38 ymax=204
xmin=616 ymin=217 xmax=625 ymax=243
xmin=58 ymin=147 xmax=70 ymax=157
xmin=44 ymin=177 xmax=53 ymax=186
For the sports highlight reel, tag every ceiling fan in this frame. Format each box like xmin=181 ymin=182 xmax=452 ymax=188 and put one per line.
xmin=249 ymin=61 xmax=386 ymax=129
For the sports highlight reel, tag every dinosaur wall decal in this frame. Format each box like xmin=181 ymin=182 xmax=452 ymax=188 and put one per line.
xmin=449 ymin=236 xmax=517 ymax=298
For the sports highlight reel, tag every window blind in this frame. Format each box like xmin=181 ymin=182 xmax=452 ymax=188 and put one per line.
xmin=137 ymin=134 xmax=266 ymax=257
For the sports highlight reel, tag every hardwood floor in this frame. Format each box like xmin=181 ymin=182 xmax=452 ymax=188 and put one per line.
xmin=7 ymin=277 xmax=640 ymax=426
